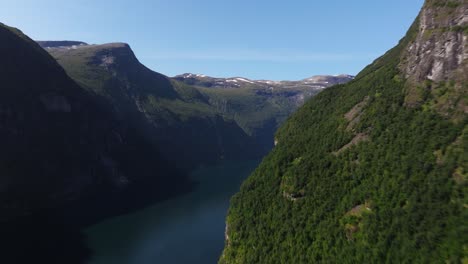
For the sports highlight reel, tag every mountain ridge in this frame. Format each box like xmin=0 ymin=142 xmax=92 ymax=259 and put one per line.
xmin=37 ymin=40 xmax=354 ymax=90
xmin=174 ymin=73 xmax=354 ymax=90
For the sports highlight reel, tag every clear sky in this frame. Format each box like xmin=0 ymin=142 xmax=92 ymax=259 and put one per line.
xmin=1 ymin=0 xmax=424 ymax=80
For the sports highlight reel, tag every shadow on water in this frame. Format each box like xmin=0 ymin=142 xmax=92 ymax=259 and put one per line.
xmin=0 ymin=177 xmax=195 ymax=264
xmin=0 ymin=216 xmax=92 ymax=264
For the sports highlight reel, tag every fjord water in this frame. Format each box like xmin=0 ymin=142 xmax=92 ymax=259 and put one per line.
xmin=85 ymin=160 xmax=259 ymax=264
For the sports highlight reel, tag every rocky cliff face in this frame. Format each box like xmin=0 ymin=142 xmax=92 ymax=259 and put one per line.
xmin=402 ymin=0 xmax=467 ymax=117
xmin=403 ymin=0 xmax=467 ymax=83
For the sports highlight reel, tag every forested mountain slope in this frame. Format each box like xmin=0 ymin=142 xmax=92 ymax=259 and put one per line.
xmin=0 ymin=24 xmax=187 ymax=222
xmin=221 ymin=0 xmax=467 ymax=262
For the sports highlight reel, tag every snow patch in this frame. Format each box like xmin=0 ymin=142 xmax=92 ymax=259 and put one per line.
xmin=235 ymin=78 xmax=255 ymax=84
xmin=258 ymin=80 xmax=275 ymax=84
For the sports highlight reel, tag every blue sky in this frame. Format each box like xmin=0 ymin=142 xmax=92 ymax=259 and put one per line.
xmin=1 ymin=0 xmax=424 ymax=80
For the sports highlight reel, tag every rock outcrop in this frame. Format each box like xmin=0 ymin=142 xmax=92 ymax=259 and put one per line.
xmin=402 ymin=0 xmax=467 ymax=83
xmin=401 ymin=0 xmax=467 ymax=116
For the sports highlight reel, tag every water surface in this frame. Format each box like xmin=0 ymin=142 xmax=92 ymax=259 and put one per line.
xmin=86 ymin=160 xmax=259 ymax=264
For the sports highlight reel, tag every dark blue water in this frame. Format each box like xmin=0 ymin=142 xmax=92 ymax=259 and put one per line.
xmin=85 ymin=160 xmax=259 ymax=264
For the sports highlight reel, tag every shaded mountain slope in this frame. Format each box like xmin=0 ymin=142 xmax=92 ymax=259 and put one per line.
xmin=0 ymin=23 xmax=186 ymax=222
xmin=221 ymin=1 xmax=467 ymax=263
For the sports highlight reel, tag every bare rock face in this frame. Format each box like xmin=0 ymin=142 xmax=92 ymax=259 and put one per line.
xmin=403 ymin=0 xmax=468 ymax=83
xmin=401 ymin=0 xmax=467 ymax=118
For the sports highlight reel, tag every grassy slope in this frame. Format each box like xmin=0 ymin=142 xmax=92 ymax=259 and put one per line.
xmin=221 ymin=5 xmax=467 ymax=263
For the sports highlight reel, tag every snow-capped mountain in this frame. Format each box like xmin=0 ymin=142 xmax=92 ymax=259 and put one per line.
xmin=173 ymin=73 xmax=354 ymax=90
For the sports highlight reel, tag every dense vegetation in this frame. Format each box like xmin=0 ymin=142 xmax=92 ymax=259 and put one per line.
xmin=221 ymin=3 xmax=467 ymax=262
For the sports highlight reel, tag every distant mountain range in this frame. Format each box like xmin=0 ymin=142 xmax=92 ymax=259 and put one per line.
xmin=173 ymin=73 xmax=354 ymax=90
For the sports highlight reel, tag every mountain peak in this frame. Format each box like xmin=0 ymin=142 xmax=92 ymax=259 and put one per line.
xmin=37 ymin=41 xmax=132 ymax=51
xmin=39 ymin=41 xmax=139 ymax=69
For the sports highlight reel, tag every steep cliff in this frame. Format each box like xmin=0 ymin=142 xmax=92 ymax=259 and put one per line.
xmin=221 ymin=1 xmax=467 ymax=262
xmin=402 ymin=0 xmax=467 ymax=119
